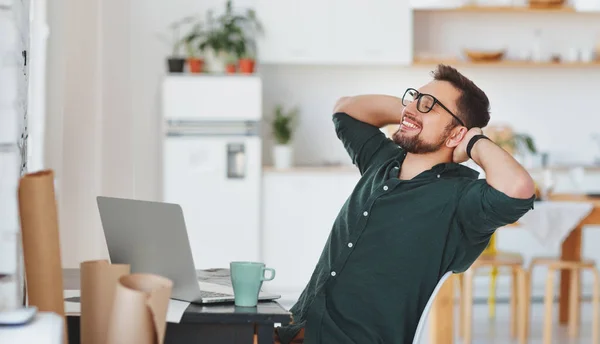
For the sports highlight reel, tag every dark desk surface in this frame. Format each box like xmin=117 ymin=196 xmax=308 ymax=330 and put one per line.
xmin=181 ymin=301 xmax=292 ymax=324
xmin=65 ymin=268 xmax=292 ymax=324
xmin=66 ymin=269 xmax=292 ymax=344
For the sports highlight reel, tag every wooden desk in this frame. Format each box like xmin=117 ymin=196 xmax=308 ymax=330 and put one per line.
xmin=66 ymin=301 xmax=292 ymax=344
xmin=428 ymin=193 xmax=600 ymax=343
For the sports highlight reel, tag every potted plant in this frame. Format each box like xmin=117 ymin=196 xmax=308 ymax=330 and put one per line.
xmin=158 ymin=16 xmax=196 ymax=73
xmin=199 ymin=0 xmax=262 ymax=74
xmin=271 ymin=104 xmax=299 ymax=169
xmin=230 ymin=6 xmax=262 ymax=74
xmin=198 ymin=9 xmax=234 ymax=72
xmin=183 ymin=21 xmax=205 ymax=73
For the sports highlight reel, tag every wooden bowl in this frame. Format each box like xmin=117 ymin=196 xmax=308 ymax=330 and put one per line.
xmin=463 ymin=49 xmax=505 ymax=62
xmin=528 ymin=0 xmax=565 ymax=8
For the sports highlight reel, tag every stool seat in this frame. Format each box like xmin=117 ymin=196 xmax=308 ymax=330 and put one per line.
xmin=530 ymin=257 xmax=596 ymax=269
xmin=472 ymin=252 xmax=524 ymax=268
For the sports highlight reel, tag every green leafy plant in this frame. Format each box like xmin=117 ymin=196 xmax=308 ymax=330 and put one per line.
xmin=157 ymin=16 xmax=197 ymax=57
xmin=272 ymin=105 xmax=299 ymax=145
xmin=496 ymin=133 xmax=537 ymax=155
xmin=198 ymin=0 xmax=263 ymax=59
xmin=183 ymin=21 xmax=205 ymax=58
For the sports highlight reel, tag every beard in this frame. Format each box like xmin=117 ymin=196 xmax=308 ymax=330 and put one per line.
xmin=392 ymin=126 xmax=452 ymax=154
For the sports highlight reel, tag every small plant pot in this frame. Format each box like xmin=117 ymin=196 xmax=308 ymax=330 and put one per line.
xmin=225 ymin=63 xmax=237 ymax=74
xmin=187 ymin=58 xmax=204 ymax=73
xmin=273 ymin=144 xmax=293 ymax=169
xmin=238 ymin=58 xmax=256 ymax=74
xmin=167 ymin=57 xmax=185 ymax=73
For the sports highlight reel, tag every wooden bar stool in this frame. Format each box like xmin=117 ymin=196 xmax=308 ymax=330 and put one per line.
xmin=522 ymin=258 xmax=600 ymax=344
xmin=460 ymin=252 xmax=529 ymax=344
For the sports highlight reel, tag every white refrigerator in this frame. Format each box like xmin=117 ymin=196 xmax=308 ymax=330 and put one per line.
xmin=161 ymin=75 xmax=263 ymax=271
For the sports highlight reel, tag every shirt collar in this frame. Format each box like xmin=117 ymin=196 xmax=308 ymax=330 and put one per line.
xmin=394 ymin=149 xmax=480 ymax=180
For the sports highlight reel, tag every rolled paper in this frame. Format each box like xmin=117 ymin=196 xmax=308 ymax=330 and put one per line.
xmin=106 ymin=273 xmax=173 ymax=344
xmin=17 ymin=170 xmax=67 ymax=342
xmin=80 ymin=260 xmax=130 ymax=344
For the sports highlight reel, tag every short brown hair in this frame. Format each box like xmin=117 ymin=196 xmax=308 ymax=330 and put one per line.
xmin=431 ymin=64 xmax=490 ymax=129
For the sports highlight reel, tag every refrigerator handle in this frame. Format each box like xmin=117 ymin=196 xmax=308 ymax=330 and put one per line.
xmin=227 ymin=142 xmax=246 ymax=179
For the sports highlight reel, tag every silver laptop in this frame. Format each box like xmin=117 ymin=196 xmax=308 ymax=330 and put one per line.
xmin=96 ymin=196 xmax=280 ymax=304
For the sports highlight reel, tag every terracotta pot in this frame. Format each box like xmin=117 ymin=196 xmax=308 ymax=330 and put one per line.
xmin=225 ymin=63 xmax=237 ymax=74
xmin=187 ymin=58 xmax=204 ymax=73
xmin=238 ymin=58 xmax=255 ymax=74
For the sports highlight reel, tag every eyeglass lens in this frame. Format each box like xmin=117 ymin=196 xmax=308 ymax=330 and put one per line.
xmin=403 ymin=89 xmax=434 ymax=113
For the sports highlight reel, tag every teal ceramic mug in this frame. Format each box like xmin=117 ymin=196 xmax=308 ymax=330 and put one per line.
xmin=230 ymin=261 xmax=276 ymax=307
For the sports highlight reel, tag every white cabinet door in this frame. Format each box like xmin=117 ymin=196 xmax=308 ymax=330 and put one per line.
xmin=260 ymin=171 xmax=360 ymax=300
xmin=330 ymin=0 xmax=413 ymax=65
xmin=255 ymin=0 xmax=333 ymax=64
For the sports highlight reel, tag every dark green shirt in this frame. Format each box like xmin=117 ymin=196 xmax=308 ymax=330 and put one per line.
xmin=277 ymin=112 xmax=534 ymax=344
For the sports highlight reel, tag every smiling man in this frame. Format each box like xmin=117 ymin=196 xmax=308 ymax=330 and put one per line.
xmin=274 ymin=64 xmax=536 ymax=344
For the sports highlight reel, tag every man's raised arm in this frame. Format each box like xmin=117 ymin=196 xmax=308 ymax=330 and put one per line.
xmin=333 ymin=95 xmax=404 ymax=128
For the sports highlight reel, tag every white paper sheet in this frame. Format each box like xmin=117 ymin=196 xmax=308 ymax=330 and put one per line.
xmin=165 ymin=299 xmax=190 ymax=323
xmin=63 ymin=290 xmax=190 ymax=324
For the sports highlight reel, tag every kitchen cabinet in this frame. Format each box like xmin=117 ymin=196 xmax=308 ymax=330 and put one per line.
xmin=254 ymin=0 xmax=334 ymax=64
xmin=254 ymin=0 xmax=413 ymax=65
xmin=259 ymin=169 xmax=360 ymax=300
xmin=329 ymin=0 xmax=413 ymax=65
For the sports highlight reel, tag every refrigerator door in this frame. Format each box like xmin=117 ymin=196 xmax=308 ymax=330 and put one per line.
xmin=162 ymin=134 xmax=261 ymax=270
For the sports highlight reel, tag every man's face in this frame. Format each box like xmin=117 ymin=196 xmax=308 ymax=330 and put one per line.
xmin=392 ymin=80 xmax=463 ymax=154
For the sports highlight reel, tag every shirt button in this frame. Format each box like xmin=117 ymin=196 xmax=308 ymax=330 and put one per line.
xmin=348 ymin=243 xmax=353 ymax=248
xmin=363 ymin=211 xmax=368 ymax=216
xmin=437 ymin=174 xmax=440 ymax=178
xmin=383 ymin=185 xmax=389 ymax=191
xmin=331 ymin=271 xmax=337 ymax=277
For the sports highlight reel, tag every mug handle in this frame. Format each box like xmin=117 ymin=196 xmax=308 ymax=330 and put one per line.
xmin=262 ymin=267 xmax=276 ymax=281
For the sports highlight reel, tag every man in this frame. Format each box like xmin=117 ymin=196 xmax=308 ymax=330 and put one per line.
xmin=275 ymin=64 xmax=535 ymax=344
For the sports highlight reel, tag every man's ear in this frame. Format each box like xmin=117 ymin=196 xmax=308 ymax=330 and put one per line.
xmin=446 ymin=127 xmax=468 ymax=148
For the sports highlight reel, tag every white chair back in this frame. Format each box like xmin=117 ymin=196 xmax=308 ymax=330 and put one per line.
xmin=412 ymin=271 xmax=454 ymax=344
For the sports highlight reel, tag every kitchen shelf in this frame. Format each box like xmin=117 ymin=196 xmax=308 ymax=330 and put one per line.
xmin=412 ymin=5 xmax=595 ymax=13
xmin=412 ymin=58 xmax=600 ymax=67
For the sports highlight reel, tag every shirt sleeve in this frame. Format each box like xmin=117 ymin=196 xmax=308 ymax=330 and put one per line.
xmin=332 ymin=112 xmax=400 ymax=174
xmin=456 ymin=179 xmax=535 ymax=244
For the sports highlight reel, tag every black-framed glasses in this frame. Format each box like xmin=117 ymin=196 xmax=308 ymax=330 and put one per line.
xmin=401 ymin=88 xmax=465 ymax=127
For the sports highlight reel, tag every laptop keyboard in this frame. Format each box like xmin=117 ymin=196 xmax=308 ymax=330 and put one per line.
xmin=200 ymin=290 xmax=232 ymax=298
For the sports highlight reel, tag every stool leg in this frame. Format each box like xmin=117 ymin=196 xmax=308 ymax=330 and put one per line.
xmin=543 ymin=268 xmax=555 ymax=344
xmin=489 ymin=266 xmax=498 ymax=319
xmin=568 ymin=267 xmax=580 ymax=337
xmin=511 ymin=268 xmax=518 ymax=338
xmin=463 ymin=268 xmax=474 ymax=344
xmin=592 ymin=268 xmax=600 ymax=344
xmin=524 ymin=267 xmax=532 ymax=340
xmin=458 ymin=273 xmax=464 ymax=338
xmin=517 ymin=267 xmax=529 ymax=344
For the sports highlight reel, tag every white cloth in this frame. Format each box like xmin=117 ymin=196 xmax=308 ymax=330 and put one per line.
xmin=63 ymin=289 xmax=190 ymax=324
xmin=515 ymin=201 xmax=594 ymax=251
xmin=0 ymin=312 xmax=64 ymax=344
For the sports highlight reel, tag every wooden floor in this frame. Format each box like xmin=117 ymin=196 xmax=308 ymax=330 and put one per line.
xmin=277 ymin=300 xmax=597 ymax=343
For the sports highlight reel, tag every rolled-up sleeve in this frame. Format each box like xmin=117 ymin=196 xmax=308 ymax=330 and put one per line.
xmin=333 ymin=112 xmax=400 ymax=174
xmin=456 ymin=179 xmax=535 ymax=244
